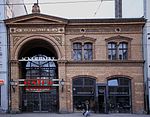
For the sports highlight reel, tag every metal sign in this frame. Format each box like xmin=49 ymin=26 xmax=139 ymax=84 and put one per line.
xmin=19 ymin=79 xmax=59 ymax=87
xmin=0 ymin=79 xmax=4 ymax=85
xmin=19 ymin=57 xmax=57 ymax=62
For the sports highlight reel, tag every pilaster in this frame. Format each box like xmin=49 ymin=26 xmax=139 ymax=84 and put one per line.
xmin=58 ymin=60 xmax=68 ymax=113
xmin=10 ymin=60 xmax=20 ymax=113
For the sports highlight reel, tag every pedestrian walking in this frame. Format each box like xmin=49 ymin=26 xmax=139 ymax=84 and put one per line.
xmin=82 ymin=100 xmax=90 ymax=117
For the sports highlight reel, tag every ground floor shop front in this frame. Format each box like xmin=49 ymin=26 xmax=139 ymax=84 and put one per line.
xmin=9 ymin=69 xmax=144 ymax=114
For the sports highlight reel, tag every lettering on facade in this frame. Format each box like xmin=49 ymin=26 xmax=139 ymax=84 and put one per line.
xmin=19 ymin=79 xmax=59 ymax=92
xmin=77 ymin=92 xmax=93 ymax=95
xmin=19 ymin=56 xmax=57 ymax=61
xmin=25 ymin=87 xmax=52 ymax=92
xmin=24 ymin=79 xmax=53 ymax=86
xmin=10 ymin=27 xmax=64 ymax=33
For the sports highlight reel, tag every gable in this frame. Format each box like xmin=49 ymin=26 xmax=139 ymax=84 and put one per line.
xmin=5 ymin=13 xmax=68 ymax=25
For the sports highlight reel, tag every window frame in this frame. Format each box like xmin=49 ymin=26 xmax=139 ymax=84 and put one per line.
xmin=105 ymin=35 xmax=132 ymax=60
xmin=107 ymin=77 xmax=132 ymax=113
xmin=71 ymin=36 xmax=96 ymax=61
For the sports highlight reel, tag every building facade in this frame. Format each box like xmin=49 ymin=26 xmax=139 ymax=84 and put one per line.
xmin=0 ymin=0 xmax=27 ymax=112
xmin=143 ymin=0 xmax=150 ymax=114
xmin=4 ymin=4 xmax=146 ymax=113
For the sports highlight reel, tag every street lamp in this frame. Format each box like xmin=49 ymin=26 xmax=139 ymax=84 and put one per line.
xmin=60 ymin=79 xmax=65 ymax=92
xmin=10 ymin=79 xmax=18 ymax=93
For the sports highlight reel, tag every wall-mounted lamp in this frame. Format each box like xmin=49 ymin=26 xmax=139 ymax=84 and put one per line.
xmin=60 ymin=79 xmax=65 ymax=92
xmin=10 ymin=79 xmax=18 ymax=93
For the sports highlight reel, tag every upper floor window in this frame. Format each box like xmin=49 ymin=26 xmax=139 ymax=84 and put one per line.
xmin=108 ymin=42 xmax=117 ymax=60
xmin=108 ymin=42 xmax=128 ymax=60
xmin=73 ymin=42 xmax=93 ymax=61
xmin=73 ymin=43 xmax=82 ymax=60
xmin=118 ymin=42 xmax=128 ymax=60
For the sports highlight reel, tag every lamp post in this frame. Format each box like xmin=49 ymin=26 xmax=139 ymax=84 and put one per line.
xmin=60 ymin=79 xmax=65 ymax=92
xmin=10 ymin=80 xmax=18 ymax=93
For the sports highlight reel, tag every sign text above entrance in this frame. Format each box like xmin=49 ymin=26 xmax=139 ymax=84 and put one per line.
xmin=19 ymin=56 xmax=57 ymax=61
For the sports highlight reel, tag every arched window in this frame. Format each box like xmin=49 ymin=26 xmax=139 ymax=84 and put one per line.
xmin=25 ymin=54 xmax=57 ymax=79
xmin=73 ymin=77 xmax=96 ymax=112
xmin=107 ymin=77 xmax=131 ymax=113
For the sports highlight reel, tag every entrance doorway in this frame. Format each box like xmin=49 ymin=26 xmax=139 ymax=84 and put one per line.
xmin=14 ymin=39 xmax=60 ymax=113
xmin=22 ymin=91 xmax=58 ymax=112
xmin=20 ymin=53 xmax=59 ymax=112
xmin=97 ymin=86 xmax=107 ymax=113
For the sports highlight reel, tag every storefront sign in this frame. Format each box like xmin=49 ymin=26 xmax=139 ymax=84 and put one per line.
xmin=19 ymin=79 xmax=59 ymax=87
xmin=24 ymin=79 xmax=53 ymax=86
xmin=19 ymin=57 xmax=57 ymax=62
xmin=18 ymin=79 xmax=59 ymax=92
xmin=109 ymin=92 xmax=128 ymax=95
xmin=25 ymin=87 xmax=52 ymax=92
xmin=77 ymin=92 xmax=93 ymax=95
xmin=0 ymin=80 xmax=4 ymax=85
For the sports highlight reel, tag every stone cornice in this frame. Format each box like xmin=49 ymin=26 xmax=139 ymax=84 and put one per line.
xmin=65 ymin=60 xmax=144 ymax=67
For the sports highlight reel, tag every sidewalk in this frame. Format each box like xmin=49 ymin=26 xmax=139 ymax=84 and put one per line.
xmin=0 ymin=113 xmax=150 ymax=117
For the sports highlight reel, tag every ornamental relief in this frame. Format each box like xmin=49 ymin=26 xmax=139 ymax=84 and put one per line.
xmin=51 ymin=35 xmax=63 ymax=46
xmin=13 ymin=36 xmax=24 ymax=45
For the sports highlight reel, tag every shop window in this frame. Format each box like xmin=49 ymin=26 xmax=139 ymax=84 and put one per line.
xmin=73 ymin=77 xmax=96 ymax=112
xmin=107 ymin=42 xmax=128 ymax=60
xmin=107 ymin=77 xmax=131 ymax=113
xmin=73 ymin=42 xmax=93 ymax=61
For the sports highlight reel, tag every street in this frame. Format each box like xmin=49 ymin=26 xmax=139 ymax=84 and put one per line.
xmin=0 ymin=113 xmax=150 ymax=117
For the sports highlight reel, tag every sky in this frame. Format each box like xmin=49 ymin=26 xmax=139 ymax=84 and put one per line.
xmin=24 ymin=0 xmax=143 ymax=19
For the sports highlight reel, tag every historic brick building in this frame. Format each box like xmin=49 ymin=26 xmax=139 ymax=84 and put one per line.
xmin=5 ymin=4 xmax=145 ymax=114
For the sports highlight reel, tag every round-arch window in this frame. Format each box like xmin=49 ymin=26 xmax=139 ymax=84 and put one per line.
xmin=25 ymin=54 xmax=57 ymax=79
xmin=73 ymin=77 xmax=96 ymax=112
xmin=107 ymin=77 xmax=131 ymax=113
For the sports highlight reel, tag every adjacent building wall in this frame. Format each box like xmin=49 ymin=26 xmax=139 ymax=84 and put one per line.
xmin=143 ymin=0 xmax=150 ymax=114
xmin=0 ymin=0 xmax=27 ymax=112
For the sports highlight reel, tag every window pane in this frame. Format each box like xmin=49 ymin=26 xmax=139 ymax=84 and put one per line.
xmin=119 ymin=78 xmax=130 ymax=86
xmin=73 ymin=43 xmax=82 ymax=60
xmin=73 ymin=50 xmax=82 ymax=60
xmin=73 ymin=78 xmax=83 ymax=86
xmin=84 ymin=78 xmax=95 ymax=85
xmin=108 ymin=79 xmax=118 ymax=86
xmin=119 ymin=42 xmax=128 ymax=60
xmin=84 ymin=43 xmax=93 ymax=60
xmin=108 ymin=42 xmax=117 ymax=60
